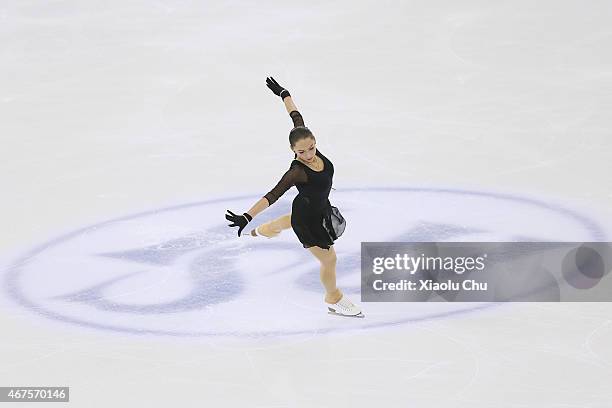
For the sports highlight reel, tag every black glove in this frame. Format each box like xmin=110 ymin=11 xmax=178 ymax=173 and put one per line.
xmin=225 ymin=210 xmax=253 ymax=237
xmin=266 ymin=76 xmax=291 ymax=100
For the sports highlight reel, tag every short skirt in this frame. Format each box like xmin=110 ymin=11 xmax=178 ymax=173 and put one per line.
xmin=290 ymin=195 xmax=345 ymax=250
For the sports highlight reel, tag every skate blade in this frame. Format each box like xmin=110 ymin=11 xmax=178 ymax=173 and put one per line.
xmin=327 ymin=307 xmax=365 ymax=318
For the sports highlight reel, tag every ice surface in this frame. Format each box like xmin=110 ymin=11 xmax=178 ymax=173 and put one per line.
xmin=1 ymin=1 xmax=612 ymax=406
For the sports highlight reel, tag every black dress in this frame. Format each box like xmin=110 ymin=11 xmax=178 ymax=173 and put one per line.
xmin=263 ymin=110 xmax=339 ymax=250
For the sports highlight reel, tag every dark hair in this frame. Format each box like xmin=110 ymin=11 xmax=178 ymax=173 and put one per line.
xmin=289 ymin=126 xmax=314 ymax=148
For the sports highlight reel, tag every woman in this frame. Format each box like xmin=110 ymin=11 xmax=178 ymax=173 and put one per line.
xmin=225 ymin=77 xmax=364 ymax=318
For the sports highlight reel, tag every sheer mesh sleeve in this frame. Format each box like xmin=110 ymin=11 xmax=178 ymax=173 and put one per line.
xmin=263 ymin=163 xmax=307 ymax=205
xmin=289 ymin=110 xmax=305 ymax=127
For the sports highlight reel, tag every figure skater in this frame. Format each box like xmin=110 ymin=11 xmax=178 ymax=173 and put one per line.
xmin=225 ymin=76 xmax=364 ymax=318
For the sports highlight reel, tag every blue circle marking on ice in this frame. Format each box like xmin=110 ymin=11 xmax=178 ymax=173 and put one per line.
xmin=3 ymin=187 xmax=607 ymax=338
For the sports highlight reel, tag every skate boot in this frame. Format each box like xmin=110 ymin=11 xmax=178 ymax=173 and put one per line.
xmin=327 ymin=295 xmax=365 ymax=318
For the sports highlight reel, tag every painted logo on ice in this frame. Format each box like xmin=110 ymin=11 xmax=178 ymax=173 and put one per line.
xmin=3 ymin=187 xmax=607 ymax=338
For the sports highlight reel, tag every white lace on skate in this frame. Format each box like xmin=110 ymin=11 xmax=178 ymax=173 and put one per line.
xmin=328 ymin=295 xmax=363 ymax=317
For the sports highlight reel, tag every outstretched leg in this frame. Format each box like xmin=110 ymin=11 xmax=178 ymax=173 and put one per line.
xmin=308 ymin=245 xmax=343 ymax=304
xmin=250 ymin=213 xmax=291 ymax=238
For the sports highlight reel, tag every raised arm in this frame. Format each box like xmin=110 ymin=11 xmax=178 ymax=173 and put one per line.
xmin=266 ymin=76 xmax=305 ymax=127
xmin=288 ymin=105 xmax=304 ymax=127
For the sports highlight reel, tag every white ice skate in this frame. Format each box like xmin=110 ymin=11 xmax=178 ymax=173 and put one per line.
xmin=327 ymin=295 xmax=365 ymax=318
